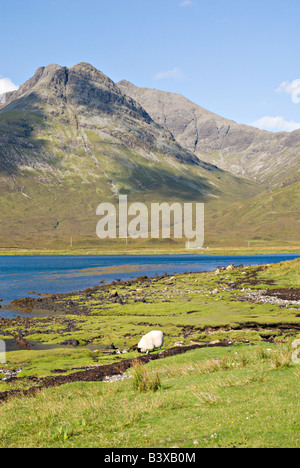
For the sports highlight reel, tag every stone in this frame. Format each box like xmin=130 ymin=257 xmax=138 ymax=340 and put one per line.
xmin=210 ymin=340 xmax=221 ymax=345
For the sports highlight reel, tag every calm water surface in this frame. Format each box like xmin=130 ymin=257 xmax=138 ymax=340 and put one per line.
xmin=0 ymin=254 xmax=299 ymax=318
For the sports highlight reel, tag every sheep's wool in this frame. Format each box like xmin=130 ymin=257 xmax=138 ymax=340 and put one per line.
xmin=138 ymin=330 xmax=164 ymax=353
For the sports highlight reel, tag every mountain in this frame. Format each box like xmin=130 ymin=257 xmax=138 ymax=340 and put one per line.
xmin=0 ymin=63 xmax=261 ymax=249
xmin=117 ymin=81 xmax=300 ymax=187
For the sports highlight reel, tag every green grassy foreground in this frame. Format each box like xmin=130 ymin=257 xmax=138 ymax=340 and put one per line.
xmin=0 ymin=343 xmax=299 ymax=448
xmin=0 ymin=258 xmax=299 ymax=447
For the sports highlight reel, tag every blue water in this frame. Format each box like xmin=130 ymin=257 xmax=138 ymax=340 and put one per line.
xmin=0 ymin=254 xmax=299 ymax=318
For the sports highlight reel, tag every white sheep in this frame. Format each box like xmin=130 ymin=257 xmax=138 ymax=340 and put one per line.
xmin=137 ymin=330 xmax=164 ymax=355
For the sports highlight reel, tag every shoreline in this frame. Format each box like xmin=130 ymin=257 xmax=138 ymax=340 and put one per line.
xmin=1 ymin=254 xmax=299 ymax=316
xmin=1 ymin=247 xmax=300 ymax=256
xmin=2 ymin=256 xmax=300 ymax=320
xmin=3 ymin=270 xmax=183 ymax=319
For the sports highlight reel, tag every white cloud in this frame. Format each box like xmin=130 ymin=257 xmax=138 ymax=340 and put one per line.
xmin=153 ymin=67 xmax=185 ymax=81
xmin=179 ymin=0 xmax=194 ymax=6
xmin=0 ymin=77 xmax=19 ymax=95
xmin=276 ymin=79 xmax=300 ymax=104
xmin=251 ymin=116 xmax=300 ymax=132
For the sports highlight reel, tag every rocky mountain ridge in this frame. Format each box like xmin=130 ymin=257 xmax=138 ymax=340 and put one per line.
xmin=117 ymin=80 xmax=300 ymax=186
xmin=2 ymin=62 xmax=224 ymax=194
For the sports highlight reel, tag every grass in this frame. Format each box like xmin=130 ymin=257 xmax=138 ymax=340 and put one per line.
xmin=0 ymin=245 xmax=300 ymax=255
xmin=131 ymin=362 xmax=162 ymax=393
xmin=258 ymin=258 xmax=300 ymax=289
xmin=0 ymin=343 xmax=299 ymax=448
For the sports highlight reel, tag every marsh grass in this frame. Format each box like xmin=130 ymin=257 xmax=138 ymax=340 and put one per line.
xmin=193 ymin=391 xmax=223 ymax=406
xmin=0 ymin=343 xmax=299 ymax=448
xmin=163 ymin=353 xmax=249 ymax=378
xmin=215 ymin=372 xmax=267 ymax=388
xmin=268 ymin=344 xmax=293 ymax=369
xmin=163 ymin=343 xmax=295 ymax=381
xmin=131 ymin=363 xmax=162 ymax=393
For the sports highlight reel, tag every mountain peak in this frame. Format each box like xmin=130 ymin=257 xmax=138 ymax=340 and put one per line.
xmin=0 ymin=62 xmax=154 ymax=124
xmin=70 ymin=62 xmax=100 ymax=72
xmin=118 ymin=79 xmax=133 ymax=87
xmin=0 ymin=63 xmax=115 ymax=107
xmin=0 ymin=61 xmax=203 ymax=174
xmin=69 ymin=62 xmax=117 ymax=90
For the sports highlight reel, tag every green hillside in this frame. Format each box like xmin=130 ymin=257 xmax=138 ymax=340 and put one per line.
xmin=206 ymin=176 xmax=300 ymax=247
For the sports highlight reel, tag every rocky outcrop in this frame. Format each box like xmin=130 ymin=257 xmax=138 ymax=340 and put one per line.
xmin=0 ymin=63 xmax=202 ymax=170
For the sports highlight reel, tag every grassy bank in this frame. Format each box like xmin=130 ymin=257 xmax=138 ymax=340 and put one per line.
xmin=0 ymin=343 xmax=299 ymax=448
xmin=1 ymin=245 xmax=300 ymax=256
xmin=0 ymin=258 xmax=299 ymax=447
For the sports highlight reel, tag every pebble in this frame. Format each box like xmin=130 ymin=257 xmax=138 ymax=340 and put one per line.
xmin=103 ymin=374 xmax=130 ymax=383
xmin=241 ymin=290 xmax=300 ymax=306
xmin=0 ymin=367 xmax=23 ymax=381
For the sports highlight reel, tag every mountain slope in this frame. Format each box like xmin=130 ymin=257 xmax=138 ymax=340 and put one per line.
xmin=0 ymin=63 xmax=261 ymax=248
xmin=205 ymin=178 xmax=300 ymax=246
xmin=117 ymin=81 xmax=300 ymax=187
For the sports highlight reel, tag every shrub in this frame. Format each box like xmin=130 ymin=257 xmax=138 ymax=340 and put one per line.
xmin=269 ymin=344 xmax=293 ymax=369
xmin=132 ymin=363 xmax=162 ymax=393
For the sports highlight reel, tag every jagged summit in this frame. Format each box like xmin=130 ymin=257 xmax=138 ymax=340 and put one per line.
xmin=0 ymin=63 xmax=154 ymax=126
xmin=0 ymin=62 xmax=214 ymax=185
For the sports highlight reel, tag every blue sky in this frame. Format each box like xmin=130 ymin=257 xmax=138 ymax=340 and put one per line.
xmin=1 ymin=0 xmax=300 ymax=131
